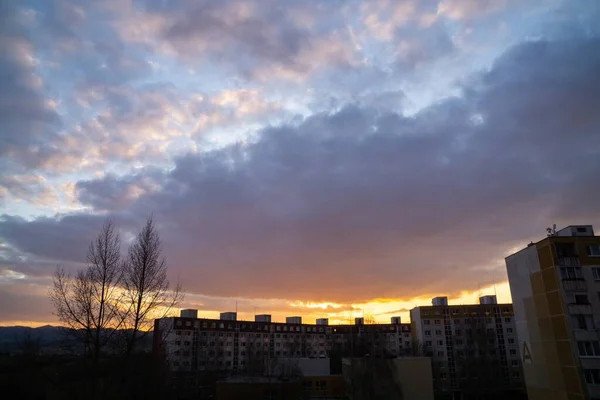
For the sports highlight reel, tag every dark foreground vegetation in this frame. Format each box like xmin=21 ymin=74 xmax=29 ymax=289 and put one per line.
xmin=0 ymin=352 xmax=173 ymax=400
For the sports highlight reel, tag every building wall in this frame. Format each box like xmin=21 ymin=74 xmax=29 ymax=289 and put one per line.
xmin=302 ymin=376 xmax=346 ymax=398
xmin=394 ymin=357 xmax=434 ymax=400
xmin=506 ymin=243 xmax=542 ymax=398
xmin=411 ymin=302 xmax=523 ymax=398
xmin=342 ymin=357 xmax=433 ymax=400
xmin=215 ymin=379 xmax=303 ymax=400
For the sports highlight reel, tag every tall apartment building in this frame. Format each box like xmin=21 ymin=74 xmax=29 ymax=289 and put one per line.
xmin=153 ymin=312 xmax=413 ymax=373
xmin=410 ymin=296 xmax=525 ymax=399
xmin=506 ymin=224 xmax=600 ymax=400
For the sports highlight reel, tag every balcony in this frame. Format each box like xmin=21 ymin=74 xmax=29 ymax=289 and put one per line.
xmin=562 ymin=279 xmax=588 ymax=292
xmin=558 ymin=257 xmax=581 ymax=267
xmin=568 ymin=303 xmax=593 ymax=315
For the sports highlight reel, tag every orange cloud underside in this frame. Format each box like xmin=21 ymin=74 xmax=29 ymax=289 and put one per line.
xmin=181 ymin=281 xmax=513 ymax=325
xmin=1 ymin=282 xmax=512 ymax=328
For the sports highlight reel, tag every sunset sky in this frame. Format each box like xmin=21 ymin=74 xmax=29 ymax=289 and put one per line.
xmin=1 ymin=0 xmax=599 ymax=327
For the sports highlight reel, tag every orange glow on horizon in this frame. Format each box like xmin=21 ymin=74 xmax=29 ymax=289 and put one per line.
xmin=3 ymin=282 xmax=513 ymax=327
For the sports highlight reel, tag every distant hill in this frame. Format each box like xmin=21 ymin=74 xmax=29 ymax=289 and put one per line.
xmin=0 ymin=325 xmax=65 ymax=352
xmin=0 ymin=325 xmax=153 ymax=354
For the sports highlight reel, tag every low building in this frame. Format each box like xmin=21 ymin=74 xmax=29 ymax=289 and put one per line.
xmin=274 ymin=357 xmax=346 ymax=398
xmin=153 ymin=313 xmax=412 ymax=373
xmin=215 ymin=377 xmax=303 ymax=400
xmin=342 ymin=357 xmax=434 ymax=400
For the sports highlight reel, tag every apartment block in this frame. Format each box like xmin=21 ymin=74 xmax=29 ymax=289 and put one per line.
xmin=153 ymin=312 xmax=413 ymax=373
xmin=506 ymin=224 xmax=600 ymax=400
xmin=410 ymin=296 xmax=525 ymax=399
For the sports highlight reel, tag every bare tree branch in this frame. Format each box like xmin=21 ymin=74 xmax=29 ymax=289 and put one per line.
xmin=122 ymin=215 xmax=183 ymax=355
xmin=49 ymin=219 xmax=124 ymax=361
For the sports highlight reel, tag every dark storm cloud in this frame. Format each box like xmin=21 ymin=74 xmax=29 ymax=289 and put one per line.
xmin=75 ymin=169 xmax=165 ymax=211
xmin=3 ymin=35 xmax=598 ymax=304
xmin=0 ymin=214 xmax=129 ymax=266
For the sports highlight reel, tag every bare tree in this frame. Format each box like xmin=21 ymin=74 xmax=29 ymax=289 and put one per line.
xmin=363 ymin=313 xmax=376 ymax=325
xmin=50 ymin=219 xmax=123 ymax=361
xmin=122 ymin=216 xmax=183 ymax=355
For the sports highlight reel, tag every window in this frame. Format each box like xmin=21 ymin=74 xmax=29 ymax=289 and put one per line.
xmin=585 ymin=369 xmax=600 ymax=384
xmin=504 ymin=318 xmax=511 ymax=323
xmin=576 ymin=294 xmax=590 ymax=304
xmin=175 ymin=341 xmax=181 ymax=345
xmin=424 ymin=320 xmax=431 ymax=325
xmin=577 ymin=227 xmax=588 ymax=233
xmin=437 ymin=340 xmax=444 ymax=346
xmin=440 ymin=372 xmax=447 ymax=379
xmin=506 ymin=328 xmax=513 ymax=333
xmin=508 ymin=338 xmax=515 ymax=344
xmin=425 ymin=330 xmax=431 ymax=336
xmin=511 ymin=360 xmax=519 ymax=366
xmin=434 ymin=319 xmax=441 ymax=325
xmin=425 ymin=341 xmax=432 ymax=346
xmin=510 ymin=349 xmax=517 ymax=355
xmin=512 ymin=371 xmax=520 ymax=378
xmin=573 ymin=315 xmax=594 ymax=330
xmin=437 ymin=351 xmax=444 ymax=356
xmin=594 ymin=268 xmax=600 ymax=281
xmin=588 ymin=244 xmax=600 ymax=257
xmin=561 ymin=267 xmax=582 ymax=279
xmin=578 ymin=341 xmax=600 ymax=357
xmin=455 ymin=339 xmax=463 ymax=345
xmin=435 ymin=330 xmax=442 ymax=335
xmin=455 ymin=329 xmax=461 ymax=335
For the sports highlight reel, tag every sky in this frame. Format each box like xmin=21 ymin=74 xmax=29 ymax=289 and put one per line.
xmin=1 ymin=0 xmax=600 ymax=327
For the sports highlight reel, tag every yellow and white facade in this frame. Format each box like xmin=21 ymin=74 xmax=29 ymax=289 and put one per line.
xmin=506 ymin=225 xmax=600 ymax=400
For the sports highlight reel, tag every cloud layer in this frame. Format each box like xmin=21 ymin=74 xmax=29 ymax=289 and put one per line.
xmin=1 ymin=0 xmax=599 ymax=324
